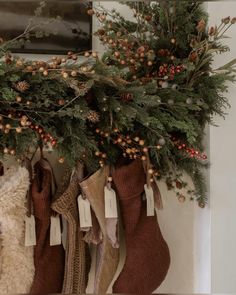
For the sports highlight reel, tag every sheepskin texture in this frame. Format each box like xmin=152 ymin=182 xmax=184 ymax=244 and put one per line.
xmin=0 ymin=166 xmax=35 ymax=293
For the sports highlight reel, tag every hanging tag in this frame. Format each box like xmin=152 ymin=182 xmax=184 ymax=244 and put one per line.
xmin=104 ymin=186 xmax=118 ymax=218
xmin=78 ymin=194 xmax=92 ymax=228
xmin=152 ymin=177 xmax=163 ymax=210
xmin=144 ymin=184 xmax=155 ymax=216
xmin=25 ymin=215 xmax=36 ymax=247
xmin=50 ymin=215 xmax=62 ymax=246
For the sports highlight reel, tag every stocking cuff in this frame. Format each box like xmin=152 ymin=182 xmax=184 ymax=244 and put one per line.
xmin=112 ymin=160 xmax=146 ymax=199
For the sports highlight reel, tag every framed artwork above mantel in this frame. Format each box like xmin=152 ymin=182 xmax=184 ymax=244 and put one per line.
xmin=0 ymin=0 xmax=92 ymax=54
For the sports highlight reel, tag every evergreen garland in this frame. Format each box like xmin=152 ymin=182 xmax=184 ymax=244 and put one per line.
xmin=0 ymin=1 xmax=235 ymax=206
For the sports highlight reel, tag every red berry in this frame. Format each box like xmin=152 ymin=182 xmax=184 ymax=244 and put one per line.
xmin=51 ymin=140 xmax=57 ymax=146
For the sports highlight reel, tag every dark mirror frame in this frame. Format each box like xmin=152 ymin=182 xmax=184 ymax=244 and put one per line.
xmin=0 ymin=0 xmax=92 ymax=55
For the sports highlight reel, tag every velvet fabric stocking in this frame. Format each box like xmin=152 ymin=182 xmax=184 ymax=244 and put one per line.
xmin=112 ymin=159 xmax=170 ymax=293
xmin=30 ymin=161 xmax=65 ymax=294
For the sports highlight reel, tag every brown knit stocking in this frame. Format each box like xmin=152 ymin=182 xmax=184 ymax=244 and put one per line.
xmin=51 ymin=163 xmax=91 ymax=294
xmin=30 ymin=161 xmax=65 ymax=294
xmin=112 ymin=159 xmax=170 ymax=293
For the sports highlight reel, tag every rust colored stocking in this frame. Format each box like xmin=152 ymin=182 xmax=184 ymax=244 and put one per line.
xmin=30 ymin=161 xmax=65 ymax=294
xmin=112 ymin=159 xmax=170 ymax=293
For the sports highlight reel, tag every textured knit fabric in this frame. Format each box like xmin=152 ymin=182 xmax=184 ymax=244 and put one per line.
xmin=54 ymin=166 xmax=72 ymax=201
xmin=0 ymin=166 xmax=35 ymax=293
xmin=80 ymin=167 xmax=119 ymax=294
xmin=53 ymin=166 xmax=72 ymax=250
xmin=52 ymin=163 xmax=91 ymax=294
xmin=112 ymin=159 xmax=170 ymax=293
xmin=30 ymin=161 xmax=65 ymax=294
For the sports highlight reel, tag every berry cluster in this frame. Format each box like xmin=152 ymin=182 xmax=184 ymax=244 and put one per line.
xmin=158 ymin=64 xmax=184 ymax=80
xmin=172 ymin=137 xmax=207 ymax=160
xmin=29 ymin=123 xmax=57 ymax=146
xmin=2 ymin=111 xmax=57 ymax=147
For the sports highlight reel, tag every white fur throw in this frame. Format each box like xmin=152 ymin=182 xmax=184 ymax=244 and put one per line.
xmin=0 ymin=166 xmax=35 ymax=293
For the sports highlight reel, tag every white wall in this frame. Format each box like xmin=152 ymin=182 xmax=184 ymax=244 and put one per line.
xmin=193 ymin=128 xmax=211 ymax=293
xmin=208 ymin=1 xmax=236 ymax=293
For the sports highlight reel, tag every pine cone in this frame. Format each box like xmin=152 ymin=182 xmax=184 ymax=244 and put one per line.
xmin=15 ymin=81 xmax=30 ymax=92
xmin=86 ymin=110 xmax=100 ymax=123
